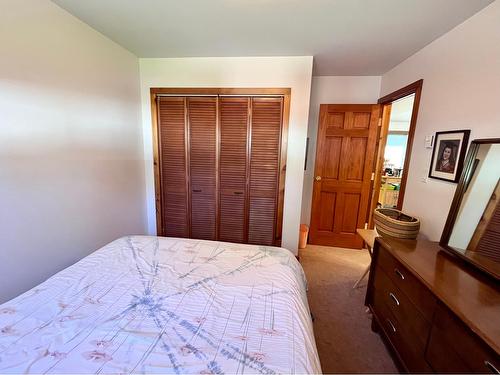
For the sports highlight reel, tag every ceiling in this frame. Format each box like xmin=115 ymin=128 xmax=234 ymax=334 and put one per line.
xmin=52 ymin=0 xmax=493 ymax=76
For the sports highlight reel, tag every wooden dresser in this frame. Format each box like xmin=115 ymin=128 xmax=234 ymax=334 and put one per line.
xmin=365 ymin=237 xmax=500 ymax=373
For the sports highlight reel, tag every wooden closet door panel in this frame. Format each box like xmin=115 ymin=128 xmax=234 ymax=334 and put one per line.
xmin=158 ymin=97 xmax=188 ymax=237
xmin=218 ymin=97 xmax=249 ymax=243
xmin=188 ymin=97 xmax=217 ymax=240
xmin=248 ymin=97 xmax=282 ymax=245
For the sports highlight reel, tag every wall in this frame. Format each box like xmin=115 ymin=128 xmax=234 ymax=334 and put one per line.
xmin=139 ymin=57 xmax=313 ymax=254
xmin=0 ymin=0 xmax=146 ymax=303
xmin=380 ymin=0 xmax=500 ymax=241
xmin=301 ymin=76 xmax=381 ymax=224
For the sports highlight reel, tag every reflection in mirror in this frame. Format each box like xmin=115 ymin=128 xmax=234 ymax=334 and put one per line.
xmin=448 ymin=143 xmax=500 ymax=262
xmin=378 ymin=94 xmax=414 ymax=209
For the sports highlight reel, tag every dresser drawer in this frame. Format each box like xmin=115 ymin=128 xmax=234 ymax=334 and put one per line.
xmin=373 ymin=267 xmax=433 ymax=349
xmin=426 ymin=304 xmax=500 ymax=374
xmin=378 ymin=245 xmax=436 ymax=321
xmin=372 ymin=286 xmax=433 ymax=373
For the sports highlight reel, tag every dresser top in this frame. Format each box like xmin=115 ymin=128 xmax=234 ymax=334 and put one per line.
xmin=377 ymin=236 xmax=500 ymax=354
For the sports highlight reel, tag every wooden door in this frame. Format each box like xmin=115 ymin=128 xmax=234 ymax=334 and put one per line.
xmin=188 ymin=97 xmax=217 ymax=240
xmin=157 ymin=97 xmax=189 ymax=237
xmin=368 ymin=103 xmax=392 ymax=227
xmin=218 ymin=97 xmax=249 ymax=243
xmin=310 ymin=104 xmax=380 ymax=248
xmin=248 ymin=97 xmax=283 ymax=245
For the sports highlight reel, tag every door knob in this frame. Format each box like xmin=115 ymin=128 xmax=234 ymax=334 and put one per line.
xmin=315 ymin=176 xmax=322 ymax=181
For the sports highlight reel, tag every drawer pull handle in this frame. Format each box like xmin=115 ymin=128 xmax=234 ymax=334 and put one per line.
xmin=386 ymin=319 xmax=396 ymax=333
xmin=192 ymin=189 xmax=202 ymax=193
xmin=234 ymin=191 xmax=243 ymax=195
xmin=394 ymin=268 xmax=405 ymax=280
xmin=485 ymin=361 xmax=500 ymax=374
xmin=389 ymin=292 xmax=400 ymax=306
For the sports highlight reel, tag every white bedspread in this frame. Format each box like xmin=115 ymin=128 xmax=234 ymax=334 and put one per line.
xmin=0 ymin=236 xmax=321 ymax=374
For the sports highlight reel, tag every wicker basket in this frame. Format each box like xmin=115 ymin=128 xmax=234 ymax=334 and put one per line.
xmin=373 ymin=208 xmax=420 ymax=239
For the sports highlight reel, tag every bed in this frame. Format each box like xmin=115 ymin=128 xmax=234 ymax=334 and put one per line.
xmin=0 ymin=236 xmax=321 ymax=374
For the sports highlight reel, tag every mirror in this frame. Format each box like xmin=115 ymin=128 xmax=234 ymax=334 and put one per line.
xmin=440 ymin=139 xmax=500 ymax=280
xmin=378 ymin=94 xmax=415 ymax=209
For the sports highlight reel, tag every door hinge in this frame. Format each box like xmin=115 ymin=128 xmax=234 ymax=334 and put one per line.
xmin=364 ymin=222 xmax=368 ymax=229
xmin=378 ymin=118 xmax=382 ymax=127
xmin=371 ymin=172 xmax=375 ymax=181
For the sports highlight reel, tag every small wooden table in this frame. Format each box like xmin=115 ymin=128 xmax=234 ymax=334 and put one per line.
xmin=353 ymin=228 xmax=378 ymax=289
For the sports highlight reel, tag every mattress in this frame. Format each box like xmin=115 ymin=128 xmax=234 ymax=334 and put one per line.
xmin=0 ymin=236 xmax=321 ymax=374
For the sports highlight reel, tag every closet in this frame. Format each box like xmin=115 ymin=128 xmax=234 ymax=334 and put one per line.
xmin=153 ymin=89 xmax=289 ymax=247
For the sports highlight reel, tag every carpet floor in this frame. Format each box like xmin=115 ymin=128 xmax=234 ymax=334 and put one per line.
xmin=299 ymin=244 xmax=398 ymax=374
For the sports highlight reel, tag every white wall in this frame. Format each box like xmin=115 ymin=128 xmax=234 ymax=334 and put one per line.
xmin=380 ymin=0 xmax=500 ymax=241
xmin=301 ymin=76 xmax=381 ymax=224
xmin=0 ymin=0 xmax=146 ymax=303
xmin=139 ymin=57 xmax=313 ymax=254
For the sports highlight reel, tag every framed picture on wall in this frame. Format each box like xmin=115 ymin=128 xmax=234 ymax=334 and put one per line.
xmin=428 ymin=129 xmax=470 ymax=182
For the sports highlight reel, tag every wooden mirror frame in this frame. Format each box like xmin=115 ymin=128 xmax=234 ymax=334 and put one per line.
xmin=377 ymin=79 xmax=423 ymax=211
xmin=368 ymin=79 xmax=423 ymax=228
xmin=440 ymin=138 xmax=500 ymax=280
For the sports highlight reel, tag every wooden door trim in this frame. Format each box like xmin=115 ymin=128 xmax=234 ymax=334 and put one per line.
xmin=151 ymin=94 xmax=162 ymax=235
xmin=151 ymin=87 xmax=291 ymax=96
xmin=368 ymin=104 xmax=392 ymax=227
xmin=276 ymin=94 xmax=290 ymax=245
xmin=310 ymin=105 xmax=329 ymax=241
xmin=151 ymin=88 xmax=290 ymax=245
xmin=362 ymin=106 xmax=382 ymax=230
xmin=377 ymin=79 xmax=423 ymax=210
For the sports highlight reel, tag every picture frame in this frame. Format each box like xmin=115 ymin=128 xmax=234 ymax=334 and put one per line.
xmin=428 ymin=129 xmax=470 ymax=183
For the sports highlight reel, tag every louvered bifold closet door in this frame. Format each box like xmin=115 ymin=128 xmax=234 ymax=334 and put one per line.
xmin=188 ymin=97 xmax=217 ymax=240
xmin=248 ymin=97 xmax=283 ymax=245
xmin=157 ymin=97 xmax=189 ymax=237
xmin=218 ymin=97 xmax=249 ymax=243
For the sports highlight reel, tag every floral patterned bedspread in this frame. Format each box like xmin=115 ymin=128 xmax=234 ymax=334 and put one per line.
xmin=0 ymin=236 xmax=321 ymax=374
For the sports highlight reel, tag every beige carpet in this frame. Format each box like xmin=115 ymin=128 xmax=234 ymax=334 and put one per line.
xmin=299 ymin=244 xmax=398 ymax=374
